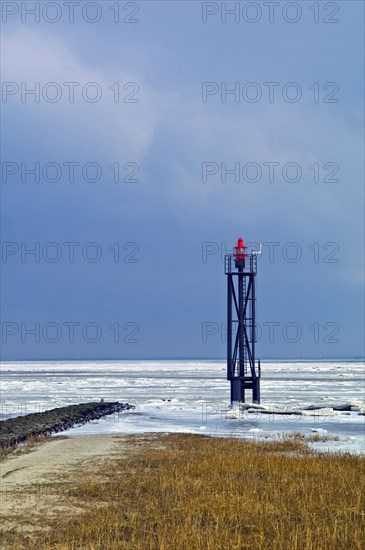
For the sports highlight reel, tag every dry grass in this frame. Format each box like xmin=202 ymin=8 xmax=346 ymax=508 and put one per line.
xmin=279 ymin=431 xmax=340 ymax=444
xmin=1 ymin=434 xmax=364 ymax=550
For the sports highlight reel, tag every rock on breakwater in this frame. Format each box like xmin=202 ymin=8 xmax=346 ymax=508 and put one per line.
xmin=0 ymin=401 xmax=134 ymax=448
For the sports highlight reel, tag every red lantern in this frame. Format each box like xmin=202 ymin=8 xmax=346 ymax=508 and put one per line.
xmin=234 ymin=237 xmax=247 ymax=260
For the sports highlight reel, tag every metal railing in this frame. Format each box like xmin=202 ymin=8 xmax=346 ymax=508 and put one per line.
xmin=224 ymin=253 xmax=257 ymax=275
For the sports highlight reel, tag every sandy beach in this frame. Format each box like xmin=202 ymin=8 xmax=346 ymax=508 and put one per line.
xmin=0 ymin=435 xmax=127 ymax=534
xmin=1 ymin=435 xmax=122 ymax=484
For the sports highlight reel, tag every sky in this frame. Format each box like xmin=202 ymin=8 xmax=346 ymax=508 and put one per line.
xmin=1 ymin=0 xmax=364 ymax=360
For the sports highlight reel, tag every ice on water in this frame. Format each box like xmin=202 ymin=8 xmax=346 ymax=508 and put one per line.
xmin=1 ymin=360 xmax=364 ymax=454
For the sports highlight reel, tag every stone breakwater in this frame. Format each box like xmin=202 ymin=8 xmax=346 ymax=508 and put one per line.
xmin=0 ymin=402 xmax=134 ymax=448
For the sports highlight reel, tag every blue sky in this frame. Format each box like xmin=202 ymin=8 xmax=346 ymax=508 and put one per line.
xmin=1 ymin=0 xmax=364 ymax=360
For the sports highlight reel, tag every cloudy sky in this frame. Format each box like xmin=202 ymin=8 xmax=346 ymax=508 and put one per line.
xmin=1 ymin=0 xmax=364 ymax=359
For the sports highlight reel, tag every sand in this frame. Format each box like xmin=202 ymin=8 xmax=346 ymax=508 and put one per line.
xmin=1 ymin=435 xmax=122 ymax=484
xmin=0 ymin=435 xmax=127 ymax=533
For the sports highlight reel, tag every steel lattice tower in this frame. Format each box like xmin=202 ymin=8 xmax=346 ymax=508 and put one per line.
xmin=225 ymin=238 xmax=261 ymax=404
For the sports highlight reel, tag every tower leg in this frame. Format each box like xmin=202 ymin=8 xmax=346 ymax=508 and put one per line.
xmin=252 ymin=379 xmax=260 ymax=404
xmin=231 ymin=379 xmax=242 ymax=403
xmin=238 ymin=268 xmax=245 ymax=403
xmin=227 ymin=274 xmax=232 ymax=382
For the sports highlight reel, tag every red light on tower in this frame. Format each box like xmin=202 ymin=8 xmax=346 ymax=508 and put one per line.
xmin=234 ymin=237 xmax=247 ymax=260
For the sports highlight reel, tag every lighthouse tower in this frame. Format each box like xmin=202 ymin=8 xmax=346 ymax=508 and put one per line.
xmin=225 ymin=238 xmax=261 ymax=404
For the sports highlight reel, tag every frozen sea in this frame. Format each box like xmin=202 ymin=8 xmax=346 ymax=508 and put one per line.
xmin=1 ymin=360 xmax=364 ymax=454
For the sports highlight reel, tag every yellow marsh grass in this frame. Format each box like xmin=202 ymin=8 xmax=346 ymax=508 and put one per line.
xmin=4 ymin=434 xmax=365 ymax=549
